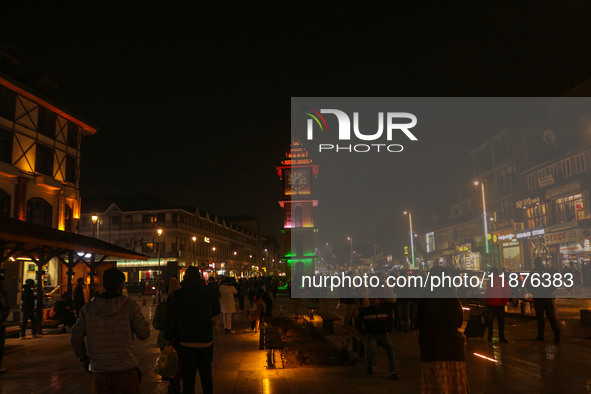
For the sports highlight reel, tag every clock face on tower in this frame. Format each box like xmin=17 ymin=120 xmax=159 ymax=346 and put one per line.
xmin=286 ymin=169 xmax=310 ymax=195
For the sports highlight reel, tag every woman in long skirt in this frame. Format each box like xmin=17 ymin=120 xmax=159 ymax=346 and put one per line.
xmin=418 ymin=267 xmax=469 ymax=394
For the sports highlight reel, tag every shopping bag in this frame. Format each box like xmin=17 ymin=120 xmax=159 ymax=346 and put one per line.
xmin=464 ymin=313 xmax=486 ymax=338
xmin=153 ymin=345 xmax=179 ymax=378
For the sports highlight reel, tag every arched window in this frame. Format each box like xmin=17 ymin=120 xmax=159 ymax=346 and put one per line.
xmin=294 ymin=206 xmax=303 ymax=228
xmin=0 ymin=188 xmax=9 ymax=217
xmin=26 ymin=197 xmax=52 ymax=227
xmin=65 ymin=204 xmax=73 ymax=232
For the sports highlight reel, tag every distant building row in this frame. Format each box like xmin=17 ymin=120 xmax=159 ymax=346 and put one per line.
xmin=420 ymin=120 xmax=591 ymax=272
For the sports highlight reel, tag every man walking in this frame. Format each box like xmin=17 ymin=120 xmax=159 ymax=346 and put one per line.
xmin=73 ymin=277 xmax=85 ymax=317
xmin=528 ymin=257 xmax=560 ymax=343
xmin=165 ymin=266 xmax=220 ymax=394
xmin=356 ymin=298 xmax=399 ymax=380
xmin=20 ymin=279 xmax=39 ymax=339
xmin=70 ymin=268 xmax=150 ymax=393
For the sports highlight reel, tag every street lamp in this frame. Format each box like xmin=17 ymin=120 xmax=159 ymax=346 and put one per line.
xmin=264 ymin=248 xmax=268 ymax=270
xmin=192 ymin=236 xmax=197 ymax=265
xmin=157 ymin=228 xmax=163 ymax=303
xmin=474 ymin=180 xmax=490 ymax=254
xmin=91 ymin=214 xmax=99 ymax=238
xmin=347 ymin=237 xmax=353 ymax=270
xmin=212 ymin=246 xmax=216 ymax=274
xmin=403 ymin=211 xmax=415 ymax=269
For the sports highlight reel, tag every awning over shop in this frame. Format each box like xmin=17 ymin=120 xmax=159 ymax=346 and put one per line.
xmin=0 ymin=215 xmax=147 ymax=323
xmin=0 ymin=215 xmax=147 ymax=261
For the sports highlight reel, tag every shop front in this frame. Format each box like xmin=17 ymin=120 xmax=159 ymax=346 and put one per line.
xmin=453 ymin=242 xmax=482 ymax=271
xmin=489 ymin=229 xmax=525 ymax=272
xmin=514 ymin=227 xmax=548 ymax=269
xmin=544 ymin=227 xmax=591 ymax=269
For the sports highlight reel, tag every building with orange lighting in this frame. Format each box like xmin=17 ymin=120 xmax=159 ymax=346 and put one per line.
xmin=0 ymin=73 xmax=97 ymax=304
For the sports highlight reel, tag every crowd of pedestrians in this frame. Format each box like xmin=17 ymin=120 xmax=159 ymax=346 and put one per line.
xmin=336 ymin=258 xmax=567 ymax=393
xmin=0 ymin=256 xmax=574 ymax=393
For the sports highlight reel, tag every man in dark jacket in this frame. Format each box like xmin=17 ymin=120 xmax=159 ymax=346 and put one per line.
xmin=20 ymin=279 xmax=39 ymax=339
xmin=165 ymin=266 xmax=221 ymax=394
xmin=356 ymin=298 xmax=399 ymax=380
xmin=528 ymin=257 xmax=560 ymax=343
xmin=73 ymin=278 xmax=85 ymax=317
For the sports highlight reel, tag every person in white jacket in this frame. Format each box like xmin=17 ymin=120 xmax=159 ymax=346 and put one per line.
xmin=219 ymin=278 xmax=237 ymax=333
xmin=70 ymin=268 xmax=150 ymax=394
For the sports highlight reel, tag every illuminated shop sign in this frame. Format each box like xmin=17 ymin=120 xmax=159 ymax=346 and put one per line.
xmin=515 ymin=197 xmax=541 ymax=209
xmin=455 ymin=243 xmax=472 ymax=253
xmin=516 ymin=228 xmax=545 ymax=239
xmin=538 ymin=175 xmax=554 ymax=188
xmin=544 ymin=228 xmax=584 ymax=245
xmin=497 ymin=233 xmax=516 ymax=242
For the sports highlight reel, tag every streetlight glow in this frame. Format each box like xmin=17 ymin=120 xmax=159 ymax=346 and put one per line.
xmin=156 ymin=228 xmax=164 ymax=303
xmin=474 ymin=180 xmax=490 ymax=255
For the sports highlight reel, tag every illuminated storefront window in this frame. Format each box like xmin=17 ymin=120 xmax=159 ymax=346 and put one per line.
xmin=526 ymin=203 xmax=547 ymax=228
xmin=502 ymin=241 xmax=521 ymax=272
xmin=426 ymin=232 xmax=435 ymax=253
xmin=552 ymin=194 xmax=585 ymax=224
xmin=139 ymin=270 xmax=160 ymax=280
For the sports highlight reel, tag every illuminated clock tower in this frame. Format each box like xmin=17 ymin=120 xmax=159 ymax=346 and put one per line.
xmin=276 ymin=140 xmax=318 ymax=282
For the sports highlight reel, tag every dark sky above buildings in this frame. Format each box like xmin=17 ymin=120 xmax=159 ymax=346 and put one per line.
xmin=2 ymin=2 xmax=591 ymax=255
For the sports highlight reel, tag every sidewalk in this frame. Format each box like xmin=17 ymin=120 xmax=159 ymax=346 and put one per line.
xmin=0 ymin=295 xmax=590 ymax=393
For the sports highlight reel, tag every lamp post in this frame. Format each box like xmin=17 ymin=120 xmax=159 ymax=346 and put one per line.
xmin=157 ymin=228 xmax=163 ymax=303
xmin=212 ymin=246 xmax=216 ymax=276
xmin=91 ymin=214 xmax=99 ymax=238
xmin=192 ymin=236 xmax=197 ymax=266
xmin=347 ymin=237 xmax=353 ymax=270
xmin=264 ymin=248 xmax=268 ymax=271
xmin=403 ymin=211 xmax=415 ymax=269
xmin=474 ymin=180 xmax=490 ymax=255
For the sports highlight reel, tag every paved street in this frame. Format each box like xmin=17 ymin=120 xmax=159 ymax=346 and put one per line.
xmin=0 ymin=295 xmax=590 ymax=393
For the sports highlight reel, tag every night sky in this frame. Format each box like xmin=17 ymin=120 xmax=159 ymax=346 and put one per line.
xmin=3 ymin=3 xmax=591 ymax=254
